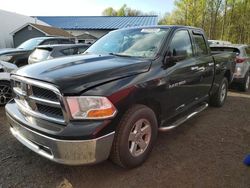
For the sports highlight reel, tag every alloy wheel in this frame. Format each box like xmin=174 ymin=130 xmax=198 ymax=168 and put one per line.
xmin=220 ymin=82 xmax=227 ymax=103
xmin=0 ymin=84 xmax=12 ymax=105
xmin=128 ymin=119 xmax=152 ymax=157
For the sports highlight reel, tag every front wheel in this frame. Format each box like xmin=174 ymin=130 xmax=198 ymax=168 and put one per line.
xmin=110 ymin=104 xmax=158 ymax=168
xmin=209 ymin=77 xmax=228 ymax=107
xmin=0 ymin=81 xmax=12 ymax=106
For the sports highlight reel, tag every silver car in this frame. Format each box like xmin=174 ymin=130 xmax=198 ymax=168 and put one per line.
xmin=211 ymin=44 xmax=250 ymax=91
xmin=28 ymin=44 xmax=90 ymax=64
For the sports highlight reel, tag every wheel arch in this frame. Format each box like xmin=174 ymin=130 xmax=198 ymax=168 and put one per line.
xmin=224 ymin=69 xmax=232 ymax=84
xmin=135 ymin=98 xmax=162 ymax=126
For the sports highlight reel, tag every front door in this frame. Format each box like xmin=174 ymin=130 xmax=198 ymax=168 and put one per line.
xmin=162 ymin=29 xmax=201 ymax=118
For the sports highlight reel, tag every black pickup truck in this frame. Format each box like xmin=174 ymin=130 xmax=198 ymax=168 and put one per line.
xmin=5 ymin=26 xmax=235 ymax=168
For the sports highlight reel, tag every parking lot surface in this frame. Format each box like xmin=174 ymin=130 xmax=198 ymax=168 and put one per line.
xmin=0 ymin=90 xmax=250 ymax=188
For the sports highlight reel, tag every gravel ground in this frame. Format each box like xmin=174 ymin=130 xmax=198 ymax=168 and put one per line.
xmin=0 ymin=90 xmax=250 ymax=188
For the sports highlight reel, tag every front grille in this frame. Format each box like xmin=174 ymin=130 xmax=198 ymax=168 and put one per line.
xmin=12 ymin=76 xmax=65 ymax=125
xmin=36 ymin=103 xmax=63 ymax=119
xmin=32 ymin=86 xmax=58 ymax=101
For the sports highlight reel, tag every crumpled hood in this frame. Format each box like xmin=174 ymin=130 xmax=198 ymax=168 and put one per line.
xmin=13 ymin=54 xmax=151 ymax=94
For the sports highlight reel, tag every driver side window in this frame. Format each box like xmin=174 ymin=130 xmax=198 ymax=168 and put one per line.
xmin=168 ymin=30 xmax=193 ymax=60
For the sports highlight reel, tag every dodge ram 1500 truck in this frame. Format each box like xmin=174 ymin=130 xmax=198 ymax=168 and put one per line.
xmin=5 ymin=26 xmax=235 ymax=168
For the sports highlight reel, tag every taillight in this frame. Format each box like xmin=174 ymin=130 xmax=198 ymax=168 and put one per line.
xmin=235 ymin=57 xmax=246 ymax=64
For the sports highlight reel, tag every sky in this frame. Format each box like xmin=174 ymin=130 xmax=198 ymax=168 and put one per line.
xmin=1 ymin=0 xmax=175 ymax=17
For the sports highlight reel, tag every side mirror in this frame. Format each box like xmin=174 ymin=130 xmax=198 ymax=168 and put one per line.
xmin=164 ymin=55 xmax=187 ymax=67
xmin=163 ymin=56 xmax=176 ymax=67
xmin=164 ymin=50 xmax=188 ymax=67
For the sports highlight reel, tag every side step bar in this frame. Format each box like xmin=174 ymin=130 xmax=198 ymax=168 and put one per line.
xmin=159 ymin=102 xmax=209 ymax=132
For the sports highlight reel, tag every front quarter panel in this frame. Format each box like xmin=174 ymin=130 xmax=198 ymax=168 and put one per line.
xmin=82 ymin=60 xmax=170 ymax=134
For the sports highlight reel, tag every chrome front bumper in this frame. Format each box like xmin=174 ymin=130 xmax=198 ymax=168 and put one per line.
xmin=7 ymin=114 xmax=114 ymax=165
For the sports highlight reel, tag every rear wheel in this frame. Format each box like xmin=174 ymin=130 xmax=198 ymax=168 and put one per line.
xmin=239 ymin=72 xmax=249 ymax=92
xmin=0 ymin=81 xmax=12 ymax=106
xmin=209 ymin=77 xmax=228 ymax=107
xmin=110 ymin=104 xmax=158 ymax=168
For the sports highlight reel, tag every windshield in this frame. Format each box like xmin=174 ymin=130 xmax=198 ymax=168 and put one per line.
xmin=86 ymin=28 xmax=169 ymax=58
xmin=17 ymin=38 xmax=44 ymax=50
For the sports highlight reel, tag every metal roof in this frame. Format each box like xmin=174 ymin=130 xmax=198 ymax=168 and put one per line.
xmin=11 ymin=23 xmax=73 ymax=37
xmin=36 ymin=16 xmax=158 ymax=30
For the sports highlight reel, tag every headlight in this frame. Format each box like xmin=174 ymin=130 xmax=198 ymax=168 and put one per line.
xmin=66 ymin=96 xmax=117 ymax=120
xmin=0 ymin=55 xmax=13 ymax=62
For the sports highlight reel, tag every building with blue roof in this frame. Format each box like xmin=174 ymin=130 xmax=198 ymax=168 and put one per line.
xmin=37 ymin=16 xmax=158 ymax=40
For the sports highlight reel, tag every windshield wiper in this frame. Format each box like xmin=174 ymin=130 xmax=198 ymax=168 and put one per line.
xmin=83 ymin=51 xmax=91 ymax=55
xmin=109 ymin=53 xmax=134 ymax=58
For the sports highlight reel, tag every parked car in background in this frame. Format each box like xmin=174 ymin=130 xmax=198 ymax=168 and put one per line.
xmin=0 ymin=61 xmax=17 ymax=105
xmin=210 ymin=44 xmax=250 ymax=91
xmin=208 ymin=40 xmax=232 ymax=45
xmin=28 ymin=44 xmax=90 ymax=64
xmin=6 ymin=26 xmax=235 ymax=168
xmin=0 ymin=37 xmax=75 ymax=67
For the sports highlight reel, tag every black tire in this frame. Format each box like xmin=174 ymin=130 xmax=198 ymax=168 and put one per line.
xmin=0 ymin=81 xmax=12 ymax=106
xmin=239 ymin=72 xmax=249 ymax=92
xmin=209 ymin=77 xmax=228 ymax=107
xmin=110 ymin=104 xmax=158 ymax=168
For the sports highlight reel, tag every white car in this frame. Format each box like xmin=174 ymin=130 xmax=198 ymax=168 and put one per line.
xmin=0 ymin=61 xmax=17 ymax=105
xmin=208 ymin=40 xmax=232 ymax=45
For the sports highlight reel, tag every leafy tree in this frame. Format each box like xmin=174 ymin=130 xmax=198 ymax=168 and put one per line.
xmin=102 ymin=4 xmax=143 ymax=16
xmin=159 ymin=0 xmax=250 ymax=44
xmin=102 ymin=1 xmax=250 ymax=43
xmin=102 ymin=7 xmax=117 ymax=16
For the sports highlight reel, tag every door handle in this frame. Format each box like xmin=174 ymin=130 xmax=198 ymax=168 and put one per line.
xmin=191 ymin=66 xmax=205 ymax=71
xmin=191 ymin=66 xmax=199 ymax=71
xmin=198 ymin=67 xmax=205 ymax=71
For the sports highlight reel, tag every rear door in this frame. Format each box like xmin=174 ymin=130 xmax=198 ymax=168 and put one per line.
xmin=191 ymin=30 xmax=214 ymax=99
